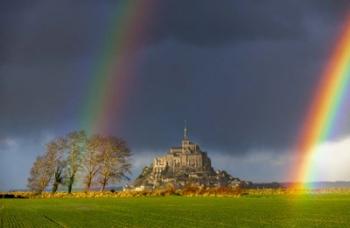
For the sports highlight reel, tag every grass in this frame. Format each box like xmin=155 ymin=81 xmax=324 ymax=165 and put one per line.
xmin=1 ymin=194 xmax=350 ymax=227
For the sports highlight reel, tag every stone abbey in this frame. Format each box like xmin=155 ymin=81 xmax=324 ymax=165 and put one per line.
xmin=152 ymin=126 xmax=214 ymax=178
xmin=133 ymin=125 xmax=243 ymax=189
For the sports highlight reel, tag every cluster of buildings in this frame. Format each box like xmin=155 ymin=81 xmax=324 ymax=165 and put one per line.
xmin=132 ymin=126 xmax=244 ymax=190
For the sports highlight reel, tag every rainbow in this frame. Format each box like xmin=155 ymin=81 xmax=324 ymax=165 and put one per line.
xmin=291 ymin=15 xmax=350 ymax=187
xmin=81 ymin=1 xmax=156 ymax=134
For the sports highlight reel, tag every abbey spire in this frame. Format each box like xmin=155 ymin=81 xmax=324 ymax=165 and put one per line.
xmin=184 ymin=120 xmax=189 ymax=140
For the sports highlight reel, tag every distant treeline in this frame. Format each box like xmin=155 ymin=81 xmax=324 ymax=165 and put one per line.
xmin=247 ymin=182 xmax=282 ymax=189
xmin=27 ymin=130 xmax=131 ymax=194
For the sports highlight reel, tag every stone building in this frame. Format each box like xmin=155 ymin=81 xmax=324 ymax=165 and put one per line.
xmin=133 ymin=126 xmax=243 ymax=189
xmin=152 ymin=126 xmax=214 ymax=178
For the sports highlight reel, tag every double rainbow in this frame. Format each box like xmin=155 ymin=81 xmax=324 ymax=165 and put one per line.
xmin=292 ymin=15 xmax=350 ymax=187
xmin=79 ymin=2 xmax=350 ymax=186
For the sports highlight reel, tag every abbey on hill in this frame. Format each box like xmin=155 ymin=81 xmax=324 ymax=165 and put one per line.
xmin=133 ymin=126 xmax=245 ymax=189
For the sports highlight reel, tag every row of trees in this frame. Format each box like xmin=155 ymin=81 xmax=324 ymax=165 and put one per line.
xmin=27 ymin=131 xmax=131 ymax=194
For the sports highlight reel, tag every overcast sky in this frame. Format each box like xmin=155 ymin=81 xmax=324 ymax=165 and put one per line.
xmin=1 ymin=0 xmax=350 ymax=190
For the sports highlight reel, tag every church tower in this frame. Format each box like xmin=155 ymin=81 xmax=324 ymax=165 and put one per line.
xmin=182 ymin=121 xmax=190 ymax=147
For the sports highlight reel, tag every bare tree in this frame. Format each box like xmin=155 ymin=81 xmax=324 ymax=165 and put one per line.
xmin=82 ymin=135 xmax=102 ymax=191
xmin=27 ymin=130 xmax=132 ymax=194
xmin=46 ymin=138 xmax=66 ymax=194
xmin=97 ymin=136 xmax=131 ymax=191
xmin=27 ymin=155 xmax=54 ymax=194
xmin=65 ymin=131 xmax=87 ymax=193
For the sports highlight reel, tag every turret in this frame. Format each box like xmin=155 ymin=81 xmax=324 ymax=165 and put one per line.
xmin=184 ymin=120 xmax=189 ymax=140
xmin=182 ymin=121 xmax=190 ymax=148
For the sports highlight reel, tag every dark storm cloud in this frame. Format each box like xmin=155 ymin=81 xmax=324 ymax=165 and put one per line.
xmin=1 ymin=0 xmax=348 ymax=64
xmin=0 ymin=0 xmax=349 ymax=139
xmin=0 ymin=1 xmax=110 ymax=64
xmin=120 ymin=40 xmax=322 ymax=153
xmin=151 ymin=0 xmax=350 ymax=47
xmin=1 ymin=0 xmax=350 ymax=189
xmin=154 ymin=0 xmax=303 ymax=46
xmin=113 ymin=0 xmax=350 ymax=152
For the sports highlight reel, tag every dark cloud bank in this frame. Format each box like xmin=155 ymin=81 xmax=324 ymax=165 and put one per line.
xmin=1 ymin=0 xmax=350 ymax=190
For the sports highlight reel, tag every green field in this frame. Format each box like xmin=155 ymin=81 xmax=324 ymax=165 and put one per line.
xmin=1 ymin=195 xmax=350 ymax=227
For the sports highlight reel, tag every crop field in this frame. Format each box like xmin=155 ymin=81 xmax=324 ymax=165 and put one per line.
xmin=1 ymin=195 xmax=350 ymax=227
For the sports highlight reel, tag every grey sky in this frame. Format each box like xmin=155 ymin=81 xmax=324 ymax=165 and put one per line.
xmin=1 ymin=0 xmax=350 ymax=190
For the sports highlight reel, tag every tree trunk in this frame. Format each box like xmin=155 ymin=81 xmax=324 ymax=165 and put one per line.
xmin=68 ymin=175 xmax=74 ymax=194
xmin=100 ymin=178 xmax=107 ymax=192
xmin=101 ymin=183 xmax=106 ymax=192
xmin=85 ymin=178 xmax=92 ymax=192
xmin=52 ymin=182 xmax=59 ymax=194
